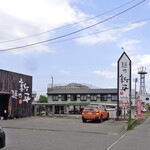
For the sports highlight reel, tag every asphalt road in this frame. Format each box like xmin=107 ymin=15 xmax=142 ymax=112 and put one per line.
xmin=0 ymin=117 xmax=127 ymax=150
xmin=107 ymin=117 xmax=150 ymax=150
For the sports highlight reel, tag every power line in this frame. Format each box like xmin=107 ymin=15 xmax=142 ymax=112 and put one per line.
xmin=0 ymin=0 xmax=137 ymax=44
xmin=0 ymin=0 xmax=146 ymax=52
xmin=45 ymin=17 xmax=150 ymax=45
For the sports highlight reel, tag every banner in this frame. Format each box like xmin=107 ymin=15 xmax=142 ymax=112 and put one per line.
xmin=137 ymin=99 xmax=142 ymax=118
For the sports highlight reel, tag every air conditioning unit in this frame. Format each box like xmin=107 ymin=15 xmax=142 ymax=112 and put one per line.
xmin=97 ymin=94 xmax=100 ymax=98
xmin=107 ymin=94 xmax=111 ymax=98
xmin=77 ymin=95 xmax=80 ymax=98
xmin=58 ymin=95 xmax=61 ymax=98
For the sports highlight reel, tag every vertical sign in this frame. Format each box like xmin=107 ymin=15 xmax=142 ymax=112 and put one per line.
xmin=117 ymin=52 xmax=131 ymax=119
xmin=136 ymin=99 xmax=142 ymax=119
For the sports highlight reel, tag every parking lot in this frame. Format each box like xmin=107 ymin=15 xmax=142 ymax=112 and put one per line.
xmin=0 ymin=117 xmax=127 ymax=150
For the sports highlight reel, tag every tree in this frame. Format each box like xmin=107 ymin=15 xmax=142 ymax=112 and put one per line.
xmin=38 ymin=95 xmax=48 ymax=103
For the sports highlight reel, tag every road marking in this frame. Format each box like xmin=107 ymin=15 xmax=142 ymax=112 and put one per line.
xmin=106 ymin=131 xmax=127 ymax=150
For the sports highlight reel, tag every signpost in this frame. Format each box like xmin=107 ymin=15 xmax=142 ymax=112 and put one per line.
xmin=117 ymin=52 xmax=131 ymax=120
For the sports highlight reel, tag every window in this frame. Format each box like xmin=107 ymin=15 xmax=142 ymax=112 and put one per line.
xmin=80 ymin=95 xmax=87 ymax=101
xmin=111 ymin=95 xmax=117 ymax=101
xmin=101 ymin=94 xmax=107 ymax=101
xmin=61 ymin=95 xmax=67 ymax=101
xmin=52 ymin=95 xmax=58 ymax=101
xmin=70 ymin=95 xmax=77 ymax=101
xmin=85 ymin=105 xmax=98 ymax=110
xmin=90 ymin=95 xmax=97 ymax=101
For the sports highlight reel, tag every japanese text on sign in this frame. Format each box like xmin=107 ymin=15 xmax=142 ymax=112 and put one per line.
xmin=118 ymin=52 xmax=131 ymax=102
xmin=11 ymin=78 xmax=31 ymax=103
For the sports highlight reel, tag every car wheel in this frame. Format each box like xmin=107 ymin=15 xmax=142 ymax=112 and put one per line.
xmin=82 ymin=117 xmax=86 ymax=123
xmin=0 ymin=139 xmax=2 ymax=148
xmin=100 ymin=115 xmax=103 ymax=123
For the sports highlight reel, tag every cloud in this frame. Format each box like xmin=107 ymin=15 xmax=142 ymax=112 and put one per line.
xmin=122 ymin=22 xmax=146 ymax=32
xmin=93 ymin=70 xmax=116 ymax=79
xmin=0 ymin=0 xmax=79 ymax=27
xmin=148 ymin=0 xmax=150 ymax=6
xmin=118 ymin=40 xmax=141 ymax=53
xmin=0 ymin=0 xmax=84 ymax=54
xmin=0 ymin=0 xmax=146 ymax=51
xmin=76 ymin=30 xmax=119 ymax=45
xmin=132 ymin=54 xmax=150 ymax=67
xmin=75 ymin=18 xmax=146 ymax=46
xmin=60 ymin=69 xmax=70 ymax=74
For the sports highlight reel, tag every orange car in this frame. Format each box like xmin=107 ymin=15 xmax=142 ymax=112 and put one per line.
xmin=82 ymin=104 xmax=109 ymax=123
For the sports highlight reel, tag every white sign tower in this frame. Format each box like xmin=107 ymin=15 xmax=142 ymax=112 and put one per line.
xmin=117 ymin=52 xmax=131 ymax=119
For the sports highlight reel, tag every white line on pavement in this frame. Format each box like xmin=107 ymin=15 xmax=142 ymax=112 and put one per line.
xmin=106 ymin=131 xmax=127 ymax=150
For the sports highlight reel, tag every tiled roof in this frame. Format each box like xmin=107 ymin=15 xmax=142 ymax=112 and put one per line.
xmin=47 ymin=88 xmax=117 ymax=94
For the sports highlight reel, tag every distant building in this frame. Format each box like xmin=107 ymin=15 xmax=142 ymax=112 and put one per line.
xmin=32 ymin=83 xmax=137 ymax=116
xmin=45 ymin=83 xmax=117 ymax=115
xmin=0 ymin=69 xmax=32 ymax=119
xmin=47 ymin=83 xmax=118 ymax=106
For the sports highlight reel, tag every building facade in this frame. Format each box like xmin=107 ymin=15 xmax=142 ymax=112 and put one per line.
xmin=46 ymin=83 xmax=117 ymax=114
xmin=0 ymin=69 xmax=32 ymax=119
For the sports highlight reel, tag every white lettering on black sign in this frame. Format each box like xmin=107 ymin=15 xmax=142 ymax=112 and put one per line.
xmin=11 ymin=78 xmax=31 ymax=103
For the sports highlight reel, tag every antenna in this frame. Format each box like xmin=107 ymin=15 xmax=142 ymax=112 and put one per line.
xmin=121 ymin=47 xmax=125 ymax=52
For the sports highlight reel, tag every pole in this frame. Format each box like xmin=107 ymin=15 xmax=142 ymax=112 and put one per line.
xmin=51 ymin=76 xmax=53 ymax=88
xmin=135 ymin=78 xmax=138 ymax=103
xmin=128 ymin=61 xmax=132 ymax=127
xmin=135 ymin=78 xmax=138 ymax=118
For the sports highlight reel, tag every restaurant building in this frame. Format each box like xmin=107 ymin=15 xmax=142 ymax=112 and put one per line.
xmin=0 ymin=69 xmax=32 ymax=119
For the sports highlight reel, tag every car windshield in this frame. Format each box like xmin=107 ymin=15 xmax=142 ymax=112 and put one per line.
xmin=84 ymin=105 xmax=99 ymax=110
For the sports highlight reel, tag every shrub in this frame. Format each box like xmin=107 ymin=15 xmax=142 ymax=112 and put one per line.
xmin=127 ymin=119 xmax=143 ymax=130
xmin=147 ymin=105 xmax=150 ymax=111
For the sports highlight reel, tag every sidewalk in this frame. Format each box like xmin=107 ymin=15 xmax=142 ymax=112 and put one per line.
xmin=107 ymin=116 xmax=150 ymax=150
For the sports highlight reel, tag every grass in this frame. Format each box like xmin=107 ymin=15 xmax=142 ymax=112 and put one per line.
xmin=127 ymin=110 xmax=150 ymax=130
xmin=127 ymin=119 xmax=143 ymax=130
xmin=143 ymin=110 xmax=150 ymax=117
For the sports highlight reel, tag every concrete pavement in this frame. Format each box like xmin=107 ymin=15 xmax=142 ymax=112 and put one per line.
xmin=1 ymin=117 xmax=128 ymax=150
xmin=1 ymin=116 xmax=150 ymax=150
xmin=107 ymin=117 xmax=150 ymax=150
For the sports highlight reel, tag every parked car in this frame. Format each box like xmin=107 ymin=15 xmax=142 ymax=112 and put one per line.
xmin=141 ymin=107 xmax=147 ymax=113
xmin=81 ymin=104 xmax=109 ymax=123
xmin=0 ymin=126 xmax=6 ymax=149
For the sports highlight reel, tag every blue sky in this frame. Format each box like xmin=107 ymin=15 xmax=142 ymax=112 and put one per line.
xmin=0 ymin=0 xmax=150 ymax=96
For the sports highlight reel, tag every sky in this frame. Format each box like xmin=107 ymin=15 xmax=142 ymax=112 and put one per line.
xmin=0 ymin=0 xmax=150 ymax=97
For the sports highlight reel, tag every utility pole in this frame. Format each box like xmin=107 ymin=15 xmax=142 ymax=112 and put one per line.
xmin=51 ymin=76 xmax=53 ymax=88
xmin=134 ymin=78 xmax=138 ymax=103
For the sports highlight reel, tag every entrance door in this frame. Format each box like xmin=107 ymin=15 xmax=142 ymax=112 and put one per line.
xmin=0 ymin=94 xmax=9 ymax=119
